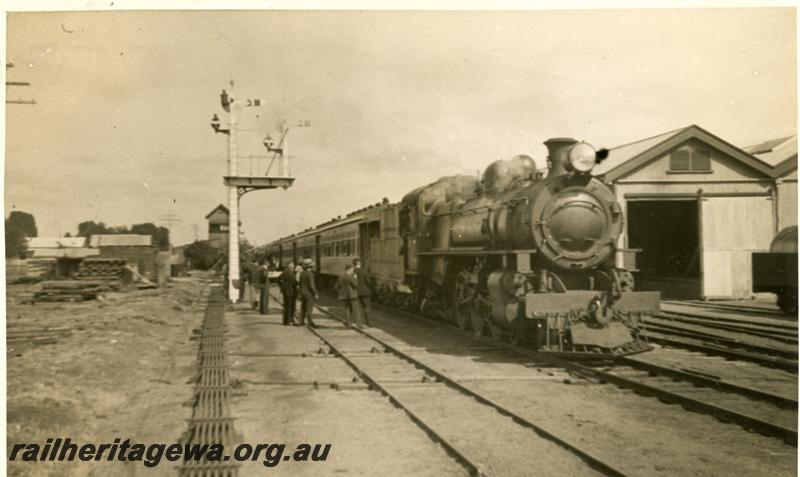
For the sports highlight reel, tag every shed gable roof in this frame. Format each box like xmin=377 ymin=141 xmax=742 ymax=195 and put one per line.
xmin=205 ymin=204 xmax=229 ymax=219
xmin=28 ymin=237 xmax=87 ymax=248
xmin=744 ymin=135 xmax=797 ymax=177
xmin=595 ymin=124 xmax=774 ymax=181
xmin=89 ymin=234 xmax=152 ymax=247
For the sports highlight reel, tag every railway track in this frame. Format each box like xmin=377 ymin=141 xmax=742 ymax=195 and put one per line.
xmin=271 ymin=292 xmax=623 ymax=477
xmin=546 ymin=355 xmax=797 ymax=445
xmin=664 ymin=300 xmax=788 ymax=318
xmin=652 ymin=312 xmax=797 ymax=343
xmin=643 ymin=331 xmax=798 ymax=373
xmin=356 ymin=298 xmax=798 ymax=446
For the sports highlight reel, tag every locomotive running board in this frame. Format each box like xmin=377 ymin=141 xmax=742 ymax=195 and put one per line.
xmin=418 ymin=248 xmax=538 ymax=256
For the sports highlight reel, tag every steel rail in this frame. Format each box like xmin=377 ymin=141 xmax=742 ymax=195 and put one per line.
xmin=537 ymin=354 xmax=797 ymax=446
xmin=653 ymin=313 xmax=798 ymax=342
xmin=284 ymin=294 xmax=629 ymax=477
xmin=642 ymin=322 xmax=798 ymax=359
xmin=660 ymin=304 xmax=796 ymax=330
xmin=644 ymin=333 xmax=798 ymax=373
xmin=666 ymin=300 xmax=787 ymax=317
xmin=268 ymin=293 xmax=488 ymax=477
xmin=369 ymin=301 xmax=798 ymax=444
xmin=616 ymin=356 xmax=797 ymax=409
xmin=306 ymin=324 xmax=490 ymax=477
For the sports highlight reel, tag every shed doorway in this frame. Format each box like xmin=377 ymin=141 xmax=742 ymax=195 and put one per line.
xmin=626 ymin=199 xmax=701 ymax=299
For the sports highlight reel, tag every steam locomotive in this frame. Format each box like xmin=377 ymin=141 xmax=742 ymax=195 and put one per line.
xmin=264 ymin=138 xmax=660 ymax=355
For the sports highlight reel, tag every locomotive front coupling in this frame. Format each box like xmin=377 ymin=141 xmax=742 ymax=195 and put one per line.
xmin=523 ymin=289 xmax=659 ymax=352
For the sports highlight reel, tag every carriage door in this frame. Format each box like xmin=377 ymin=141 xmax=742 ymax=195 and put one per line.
xmin=315 ymin=235 xmax=321 ymax=270
xmin=359 ymin=223 xmax=370 ymax=270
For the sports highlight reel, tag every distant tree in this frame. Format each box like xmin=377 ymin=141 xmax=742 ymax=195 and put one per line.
xmin=130 ymin=223 xmax=170 ymax=250
xmin=183 ymin=240 xmax=221 ymax=270
xmin=76 ymin=220 xmax=170 ymax=250
xmin=5 ymin=211 xmax=37 ymax=259
xmin=64 ymin=232 xmax=72 ymax=237
xmin=5 ymin=227 xmax=26 ymax=259
xmin=77 ymin=221 xmax=110 ymax=237
xmin=7 ymin=211 xmax=37 ymax=237
xmin=240 ymin=238 xmax=254 ymax=256
xmin=249 ymin=246 xmax=271 ymax=265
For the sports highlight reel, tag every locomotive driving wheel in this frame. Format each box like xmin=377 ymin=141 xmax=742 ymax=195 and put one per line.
xmin=470 ymin=297 xmax=489 ymax=337
xmin=489 ymin=323 xmax=506 ymax=341
xmin=508 ymin=329 xmax=526 ymax=346
xmin=453 ymin=280 xmax=475 ymax=330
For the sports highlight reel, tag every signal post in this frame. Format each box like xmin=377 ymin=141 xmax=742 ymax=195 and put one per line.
xmin=210 ymin=81 xmax=307 ymax=301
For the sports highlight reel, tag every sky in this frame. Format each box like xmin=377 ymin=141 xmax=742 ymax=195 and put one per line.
xmin=4 ymin=7 xmax=797 ymax=246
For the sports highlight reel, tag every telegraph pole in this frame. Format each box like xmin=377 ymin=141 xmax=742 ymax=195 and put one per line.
xmin=160 ymin=211 xmax=182 ymax=250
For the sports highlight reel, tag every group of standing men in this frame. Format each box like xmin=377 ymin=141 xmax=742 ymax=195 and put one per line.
xmin=271 ymin=257 xmax=371 ymax=330
xmin=244 ymin=259 xmax=271 ymax=315
xmin=277 ymin=258 xmax=320 ymax=327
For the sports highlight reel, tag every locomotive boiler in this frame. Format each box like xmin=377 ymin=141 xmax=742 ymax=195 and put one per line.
xmin=398 ymin=138 xmax=659 ymax=354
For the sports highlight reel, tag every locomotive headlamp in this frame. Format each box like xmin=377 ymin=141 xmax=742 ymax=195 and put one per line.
xmin=568 ymin=142 xmax=597 ymax=173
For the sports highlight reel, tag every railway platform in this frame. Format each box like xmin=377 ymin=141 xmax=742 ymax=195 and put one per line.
xmin=221 ymin=300 xmax=464 ymax=477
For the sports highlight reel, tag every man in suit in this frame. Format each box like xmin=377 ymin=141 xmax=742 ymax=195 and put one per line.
xmin=246 ymin=258 xmax=261 ymax=310
xmin=336 ymin=263 xmax=362 ymax=329
xmin=353 ymin=258 xmax=371 ymax=327
xmin=258 ymin=260 xmax=270 ymax=315
xmin=278 ymin=263 xmax=297 ymax=326
xmin=298 ymin=259 xmax=319 ymax=327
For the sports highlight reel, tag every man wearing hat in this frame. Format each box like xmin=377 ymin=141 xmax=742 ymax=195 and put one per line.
xmin=258 ymin=259 xmax=270 ymax=315
xmin=278 ymin=263 xmax=297 ymax=325
xmin=298 ymin=258 xmax=319 ymax=327
xmin=353 ymin=258 xmax=371 ymax=327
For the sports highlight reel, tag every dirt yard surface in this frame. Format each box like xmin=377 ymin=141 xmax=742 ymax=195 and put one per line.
xmin=225 ymin=302 xmax=468 ymax=477
xmin=337 ymin=303 xmax=798 ymax=477
xmin=7 ymin=277 xmax=208 ymax=477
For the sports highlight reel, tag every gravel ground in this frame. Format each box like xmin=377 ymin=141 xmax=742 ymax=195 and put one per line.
xmin=6 ymin=278 xmax=208 ymax=477
xmin=345 ymin=303 xmax=798 ymax=477
xmin=225 ymin=303 xmax=468 ymax=477
xmin=630 ymin=346 xmax=797 ymax=399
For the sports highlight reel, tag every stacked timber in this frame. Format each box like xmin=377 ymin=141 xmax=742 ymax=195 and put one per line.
xmin=75 ymin=258 xmax=126 ymax=282
xmin=33 ymin=280 xmax=113 ymax=302
xmin=5 ymin=258 xmax=54 ymax=284
xmin=7 ymin=324 xmax=72 ymax=346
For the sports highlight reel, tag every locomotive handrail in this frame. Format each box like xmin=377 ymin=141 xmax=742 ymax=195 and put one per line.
xmin=418 ymin=249 xmax=538 ymax=256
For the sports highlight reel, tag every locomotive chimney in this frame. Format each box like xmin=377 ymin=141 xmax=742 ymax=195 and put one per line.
xmin=544 ymin=137 xmax=578 ymax=178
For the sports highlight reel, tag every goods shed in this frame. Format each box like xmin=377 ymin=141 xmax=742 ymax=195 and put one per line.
xmin=744 ymin=135 xmax=797 ymax=231
xmin=596 ymin=124 xmax=781 ymax=300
